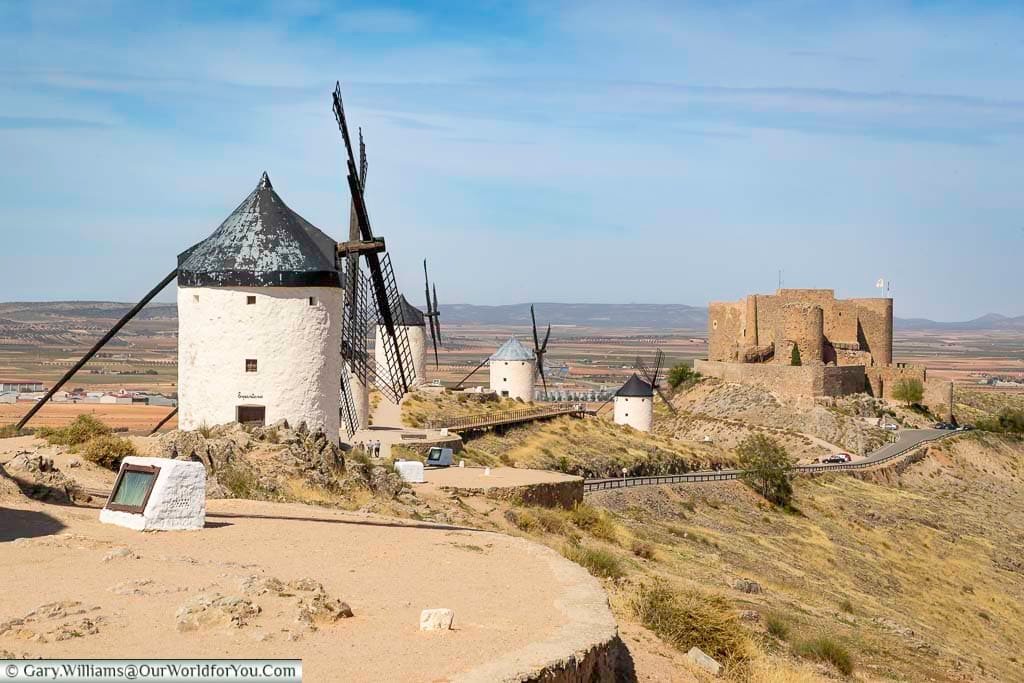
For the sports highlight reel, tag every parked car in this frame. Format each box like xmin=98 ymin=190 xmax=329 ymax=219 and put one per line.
xmin=821 ymin=454 xmax=847 ymax=464
xmin=958 ymin=424 xmax=974 ymax=431
xmin=933 ymin=422 xmax=952 ymax=430
xmin=882 ymin=423 xmax=899 ymax=431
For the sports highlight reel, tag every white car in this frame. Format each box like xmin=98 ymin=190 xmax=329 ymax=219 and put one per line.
xmin=882 ymin=423 xmax=899 ymax=431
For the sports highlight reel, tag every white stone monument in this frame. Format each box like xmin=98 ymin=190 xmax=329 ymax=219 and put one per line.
xmin=100 ymin=457 xmax=206 ymax=531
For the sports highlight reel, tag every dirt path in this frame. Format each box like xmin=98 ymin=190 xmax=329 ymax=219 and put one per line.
xmin=0 ymin=497 xmax=614 ymax=682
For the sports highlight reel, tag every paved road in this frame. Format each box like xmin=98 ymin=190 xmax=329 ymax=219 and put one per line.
xmin=583 ymin=428 xmax=956 ymax=493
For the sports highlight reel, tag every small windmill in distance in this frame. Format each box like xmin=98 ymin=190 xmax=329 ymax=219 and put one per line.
xmin=423 ymin=259 xmax=442 ymax=368
xmin=531 ymin=305 xmax=552 ymax=399
xmin=635 ymin=349 xmax=678 ymax=416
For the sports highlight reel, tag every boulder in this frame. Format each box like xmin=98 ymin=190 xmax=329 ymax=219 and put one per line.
xmin=733 ymin=579 xmax=762 ymax=594
xmin=175 ymin=593 xmax=260 ymax=632
xmin=419 ymin=608 xmax=454 ymax=631
xmin=686 ymin=647 xmax=721 ymax=675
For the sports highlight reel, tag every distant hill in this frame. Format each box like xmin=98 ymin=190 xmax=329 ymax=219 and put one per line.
xmin=894 ymin=313 xmax=1024 ymax=331
xmin=438 ymin=303 xmax=708 ymax=329
xmin=1 ymin=301 xmax=1021 ymax=332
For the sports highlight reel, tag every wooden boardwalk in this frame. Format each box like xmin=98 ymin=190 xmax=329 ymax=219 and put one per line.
xmin=424 ymin=402 xmax=587 ymax=433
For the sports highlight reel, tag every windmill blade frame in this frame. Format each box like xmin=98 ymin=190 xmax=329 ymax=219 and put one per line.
xmin=332 ymin=82 xmax=414 ymax=399
xmin=423 ymin=259 xmax=440 ymax=368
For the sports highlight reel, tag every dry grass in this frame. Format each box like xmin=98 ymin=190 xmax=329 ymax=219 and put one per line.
xmin=628 ymin=580 xmax=753 ymax=666
xmin=792 ymin=636 xmax=854 ymax=676
xmin=561 ymin=542 xmax=625 ymax=579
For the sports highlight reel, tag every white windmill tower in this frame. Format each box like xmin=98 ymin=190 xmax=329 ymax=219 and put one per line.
xmin=176 ymin=172 xmax=342 ymax=442
xmin=613 ymin=374 xmax=654 ymax=431
xmin=611 ymin=350 xmax=678 ymax=433
xmin=489 ymin=337 xmax=536 ymax=400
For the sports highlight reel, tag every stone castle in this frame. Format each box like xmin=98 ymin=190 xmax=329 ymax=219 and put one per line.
xmin=694 ymin=289 xmax=941 ymax=403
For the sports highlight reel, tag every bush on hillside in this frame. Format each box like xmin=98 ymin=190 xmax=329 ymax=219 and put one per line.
xmin=628 ymin=580 xmax=752 ymax=665
xmin=977 ymin=408 xmax=1024 ymax=434
xmin=0 ymin=424 xmax=34 ymax=439
xmin=793 ymin=636 xmax=854 ymax=676
xmin=667 ymin=363 xmax=700 ymax=389
xmin=892 ymin=378 xmax=924 ymax=406
xmin=81 ymin=435 xmax=136 ymax=470
xmin=736 ymin=434 xmax=793 ymax=507
xmin=37 ymin=414 xmax=112 ymax=448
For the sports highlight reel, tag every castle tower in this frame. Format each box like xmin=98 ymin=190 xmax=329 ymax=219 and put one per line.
xmin=613 ymin=374 xmax=654 ymax=432
xmin=176 ymin=172 xmax=342 ymax=443
xmin=373 ymin=294 xmax=427 ymax=390
xmin=488 ymin=337 xmax=536 ymax=401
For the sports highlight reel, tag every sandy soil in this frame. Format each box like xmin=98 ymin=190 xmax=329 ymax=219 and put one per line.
xmin=0 ymin=403 xmax=178 ymax=432
xmin=0 ymin=494 xmax=610 ymax=682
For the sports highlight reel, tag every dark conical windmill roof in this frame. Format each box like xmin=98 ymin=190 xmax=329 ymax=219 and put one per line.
xmin=396 ymin=294 xmax=425 ymax=327
xmin=616 ymin=373 xmax=654 ymax=397
xmin=177 ymin=172 xmax=341 ymax=288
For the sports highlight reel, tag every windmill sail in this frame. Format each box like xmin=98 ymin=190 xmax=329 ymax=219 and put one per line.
xmin=636 ymin=350 xmax=678 ymax=415
xmin=332 ymin=81 xmax=415 ymax=401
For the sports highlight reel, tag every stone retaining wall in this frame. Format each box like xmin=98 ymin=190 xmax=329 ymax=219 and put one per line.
xmin=440 ymin=478 xmax=584 ymax=510
xmin=694 ymin=359 xmax=865 ymax=398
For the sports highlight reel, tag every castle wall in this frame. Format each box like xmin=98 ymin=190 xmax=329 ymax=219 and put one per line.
xmin=695 ymin=360 xmax=866 ymax=398
xmin=177 ymin=285 xmax=341 ymax=443
xmin=864 ymin=365 xmax=927 ymax=399
xmin=706 ymin=289 xmax=893 ymax=369
xmin=849 ymin=298 xmax=893 ymax=366
xmin=708 ymin=301 xmax=745 ymax=362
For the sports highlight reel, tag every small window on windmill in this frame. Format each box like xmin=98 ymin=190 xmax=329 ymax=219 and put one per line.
xmin=308 ymin=297 xmax=317 ymax=306
xmin=106 ymin=464 xmax=160 ymax=514
xmin=247 ymin=295 xmax=256 ymax=305
xmin=713 ymin=320 xmax=718 ymax=330
xmin=246 ymin=359 xmax=258 ymax=373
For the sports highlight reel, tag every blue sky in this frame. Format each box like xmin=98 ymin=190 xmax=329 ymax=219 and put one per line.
xmin=1 ymin=1 xmax=1022 ymax=320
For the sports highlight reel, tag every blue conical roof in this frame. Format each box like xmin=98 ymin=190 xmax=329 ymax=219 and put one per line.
xmin=490 ymin=336 xmax=535 ymax=361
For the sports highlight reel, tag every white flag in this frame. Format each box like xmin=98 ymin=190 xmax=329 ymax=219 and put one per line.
xmin=875 ymin=278 xmax=885 ymax=289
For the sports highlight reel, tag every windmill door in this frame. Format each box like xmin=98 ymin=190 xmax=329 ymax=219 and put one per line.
xmin=236 ymin=405 xmax=266 ymax=426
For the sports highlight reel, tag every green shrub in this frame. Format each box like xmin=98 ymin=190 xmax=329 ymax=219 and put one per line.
xmin=793 ymin=636 xmax=854 ymax=676
xmin=790 ymin=345 xmax=802 ymax=366
xmin=892 ymin=378 xmax=924 ymax=406
xmin=978 ymin=408 xmax=1024 ymax=434
xmin=667 ymin=363 xmax=700 ymax=389
xmin=561 ymin=542 xmax=625 ymax=579
xmin=736 ymin=434 xmax=793 ymax=507
xmin=765 ymin=611 xmax=790 ymax=640
xmin=629 ymin=580 xmax=751 ymax=665
xmin=37 ymin=414 xmax=112 ymax=448
xmin=80 ymin=435 xmax=136 ymax=470
xmin=631 ymin=539 xmax=656 ymax=560
xmin=0 ymin=424 xmax=34 ymax=439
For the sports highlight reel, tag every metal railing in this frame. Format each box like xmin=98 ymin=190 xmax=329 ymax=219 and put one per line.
xmin=583 ymin=431 xmax=956 ymax=493
xmin=424 ymin=402 xmax=586 ymax=432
